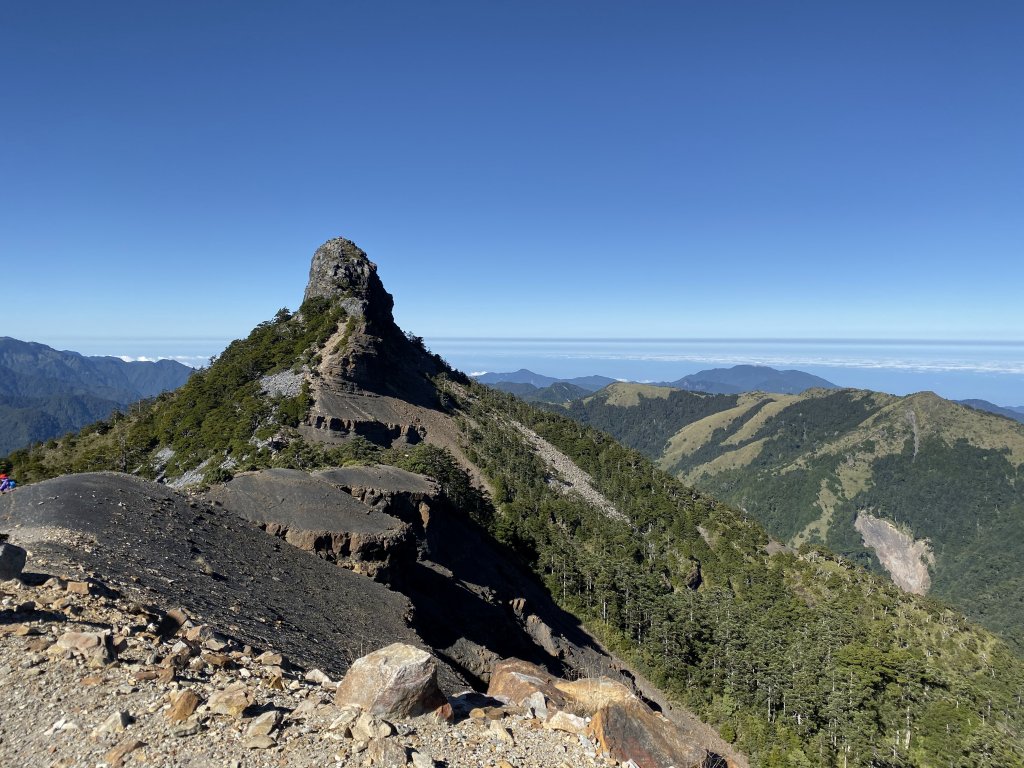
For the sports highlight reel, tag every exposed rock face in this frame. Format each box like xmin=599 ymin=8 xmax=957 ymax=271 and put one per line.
xmin=205 ymin=468 xmax=415 ymax=579
xmin=487 ymin=657 xmax=574 ymax=712
xmin=590 ymin=697 xmax=709 ymax=768
xmin=303 ymin=237 xmax=394 ymax=322
xmin=334 ymin=642 xmax=450 ymax=720
xmin=318 ymin=465 xmax=438 ymax=527
xmin=0 ymin=472 xmax=434 ymax=686
xmin=854 ymin=511 xmax=935 ymax=595
xmin=302 ymin=237 xmax=444 ymax=411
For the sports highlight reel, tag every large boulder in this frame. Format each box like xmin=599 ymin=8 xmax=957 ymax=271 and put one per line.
xmin=486 ymin=657 xmax=572 ymax=712
xmin=590 ymin=697 xmax=709 ymax=768
xmin=488 ymin=657 xmax=714 ymax=768
xmin=0 ymin=542 xmax=27 ymax=580
xmin=335 ymin=643 xmax=450 ymax=720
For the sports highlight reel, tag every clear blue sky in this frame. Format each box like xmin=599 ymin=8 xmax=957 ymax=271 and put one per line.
xmin=3 ymin=2 xmax=1023 ymax=363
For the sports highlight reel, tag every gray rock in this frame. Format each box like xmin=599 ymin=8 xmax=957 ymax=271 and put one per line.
xmin=335 ymin=643 xmax=450 ymax=721
xmin=410 ymin=750 xmax=435 ymax=768
xmin=246 ymin=709 xmax=280 ymax=738
xmin=302 ymin=237 xmax=392 ymax=316
xmin=0 ymin=542 xmax=27 ymax=580
xmin=365 ymin=736 xmax=408 ymax=766
xmin=55 ymin=630 xmax=117 ymax=665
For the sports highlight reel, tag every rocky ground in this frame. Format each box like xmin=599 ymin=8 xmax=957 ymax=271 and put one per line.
xmin=0 ymin=561 xmax=617 ymax=768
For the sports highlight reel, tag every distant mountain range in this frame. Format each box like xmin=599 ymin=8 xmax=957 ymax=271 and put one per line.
xmin=958 ymin=398 xmax=1024 ymax=424
xmin=0 ymin=337 xmax=193 ymax=455
xmin=474 ymin=369 xmax=617 ymax=391
xmin=662 ymin=364 xmax=838 ymax=394
xmin=563 ymin=382 xmax=1024 ymax=648
xmin=475 ymin=364 xmax=837 ymax=401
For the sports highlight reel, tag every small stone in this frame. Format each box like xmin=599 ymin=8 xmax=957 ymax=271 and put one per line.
xmin=328 ymin=705 xmax=360 ymax=732
xmin=410 ymin=749 xmax=436 ymax=768
xmin=489 ymin=719 xmax=514 ymax=744
xmin=366 ymin=737 xmax=407 ymax=765
xmin=200 ymin=651 xmax=231 ymax=667
xmin=544 ymin=710 xmax=588 ymax=736
xmin=208 ymin=682 xmax=251 ymax=717
xmin=246 ymin=710 xmax=280 ymax=738
xmin=351 ymin=711 xmax=394 ymax=741
xmin=25 ymin=636 xmax=54 ymax=652
xmin=257 ymin=650 xmax=285 ymax=666
xmin=266 ymin=672 xmax=286 ymax=691
xmin=524 ymin=690 xmax=548 ymax=720
xmin=0 ymin=543 xmax=27 ymax=580
xmin=65 ymin=580 xmax=93 ymax=595
xmin=55 ymin=630 xmax=116 ymax=665
xmin=305 ymin=668 xmax=332 ymax=686
xmin=245 ymin=735 xmax=276 ymax=750
xmin=92 ymin=710 xmax=131 ymax=738
xmin=166 ymin=689 xmax=202 ymax=723
xmin=289 ymin=695 xmax=326 ymax=722
xmin=104 ymin=738 xmax=144 ymax=768
xmin=172 ymin=722 xmax=201 ymax=738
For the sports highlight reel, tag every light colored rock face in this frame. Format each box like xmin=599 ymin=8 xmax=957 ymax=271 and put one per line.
xmin=855 ymin=511 xmax=935 ymax=595
xmin=334 ymin=642 xmax=449 ymax=720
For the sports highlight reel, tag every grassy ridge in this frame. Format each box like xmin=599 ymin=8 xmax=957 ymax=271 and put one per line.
xmin=561 ymin=385 xmax=1024 ymax=650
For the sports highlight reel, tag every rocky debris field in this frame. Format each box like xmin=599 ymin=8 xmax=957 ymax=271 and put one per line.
xmin=0 ymin=473 xmax=437 ymax=687
xmin=0 ymin=471 xmax=738 ymax=767
xmin=0 ymin=557 xmax=646 ymax=768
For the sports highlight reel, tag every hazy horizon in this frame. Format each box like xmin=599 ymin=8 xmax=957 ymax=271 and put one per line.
xmin=26 ymin=334 xmax=1024 ymax=407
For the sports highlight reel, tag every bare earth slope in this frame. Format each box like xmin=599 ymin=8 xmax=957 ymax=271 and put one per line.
xmin=0 ymin=472 xmax=444 ymax=687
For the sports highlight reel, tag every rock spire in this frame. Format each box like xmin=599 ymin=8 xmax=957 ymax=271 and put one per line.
xmin=303 ymin=237 xmax=395 ymax=327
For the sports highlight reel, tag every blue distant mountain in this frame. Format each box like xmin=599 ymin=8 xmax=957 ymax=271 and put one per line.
xmin=958 ymin=399 xmax=1024 ymax=424
xmin=474 ymin=369 xmax=617 ymax=392
xmin=664 ymin=364 xmax=838 ymax=395
xmin=0 ymin=337 xmax=193 ymax=455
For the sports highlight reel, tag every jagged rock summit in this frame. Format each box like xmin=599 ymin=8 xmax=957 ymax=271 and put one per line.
xmin=303 ymin=237 xmax=395 ymax=325
xmin=302 ymin=236 xmax=447 ymax=416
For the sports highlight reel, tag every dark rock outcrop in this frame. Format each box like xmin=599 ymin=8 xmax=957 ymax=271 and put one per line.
xmin=0 ymin=541 xmax=27 ymax=579
xmin=205 ymin=468 xmax=415 ymax=579
xmin=0 ymin=472 xmax=459 ymax=688
xmin=302 ymin=237 xmax=446 ymax=409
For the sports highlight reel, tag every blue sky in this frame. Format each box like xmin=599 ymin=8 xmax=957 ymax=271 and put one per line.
xmin=2 ymin=3 xmax=1023 ymax=367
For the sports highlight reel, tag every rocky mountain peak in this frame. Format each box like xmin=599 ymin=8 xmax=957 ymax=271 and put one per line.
xmin=300 ymin=237 xmax=447 ymax=412
xmin=303 ymin=237 xmax=395 ymax=325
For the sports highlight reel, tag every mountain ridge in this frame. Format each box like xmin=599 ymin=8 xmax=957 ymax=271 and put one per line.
xmin=562 ymin=382 xmax=1024 ymax=648
xmin=0 ymin=337 xmax=193 ymax=455
xmin=4 ymin=236 xmax=1023 ymax=766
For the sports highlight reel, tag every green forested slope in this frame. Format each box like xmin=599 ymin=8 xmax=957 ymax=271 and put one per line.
xmin=561 ymin=384 xmax=1024 ymax=649
xmin=458 ymin=383 xmax=1024 ymax=766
